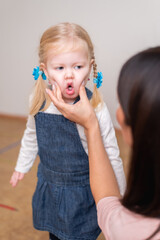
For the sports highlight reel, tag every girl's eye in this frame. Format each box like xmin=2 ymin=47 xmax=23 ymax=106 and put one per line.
xmin=56 ymin=66 xmax=64 ymax=70
xmin=74 ymin=65 xmax=82 ymax=70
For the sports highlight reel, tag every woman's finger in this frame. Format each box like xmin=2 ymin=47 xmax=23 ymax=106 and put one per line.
xmin=52 ymin=83 xmax=56 ymax=95
xmin=46 ymin=84 xmax=97 ymax=128
xmin=78 ymin=85 xmax=88 ymax=102
xmin=55 ymin=84 xmax=64 ymax=102
xmin=46 ymin=88 xmax=59 ymax=105
xmin=46 ymin=88 xmax=68 ymax=114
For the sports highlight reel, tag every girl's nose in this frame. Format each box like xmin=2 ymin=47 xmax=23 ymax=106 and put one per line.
xmin=64 ymin=69 xmax=74 ymax=79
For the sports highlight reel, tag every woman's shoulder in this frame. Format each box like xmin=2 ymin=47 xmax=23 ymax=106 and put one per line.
xmin=97 ymin=196 xmax=160 ymax=240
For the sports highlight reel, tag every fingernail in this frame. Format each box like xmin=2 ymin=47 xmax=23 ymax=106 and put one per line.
xmin=52 ymin=84 xmax=55 ymax=90
xmin=45 ymin=88 xmax=49 ymax=93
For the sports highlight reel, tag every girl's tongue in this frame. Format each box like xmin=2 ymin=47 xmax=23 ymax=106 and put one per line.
xmin=66 ymin=84 xmax=75 ymax=95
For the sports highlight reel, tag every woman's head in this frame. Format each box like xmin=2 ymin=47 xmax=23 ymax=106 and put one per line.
xmin=30 ymin=23 xmax=102 ymax=114
xmin=117 ymin=46 xmax=160 ymax=217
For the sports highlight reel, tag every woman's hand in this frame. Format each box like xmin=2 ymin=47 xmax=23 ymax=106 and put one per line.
xmin=46 ymin=84 xmax=120 ymax=203
xmin=10 ymin=171 xmax=25 ymax=187
xmin=46 ymin=85 xmax=98 ymax=130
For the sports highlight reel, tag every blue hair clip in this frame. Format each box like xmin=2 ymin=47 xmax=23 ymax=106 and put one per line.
xmin=93 ymin=72 xmax=103 ymax=88
xmin=32 ymin=66 xmax=46 ymax=80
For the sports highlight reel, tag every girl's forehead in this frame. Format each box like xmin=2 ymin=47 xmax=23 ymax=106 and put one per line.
xmin=47 ymin=38 xmax=90 ymax=57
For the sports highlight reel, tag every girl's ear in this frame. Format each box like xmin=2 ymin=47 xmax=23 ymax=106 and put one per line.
xmin=89 ymin=59 xmax=94 ymax=73
xmin=90 ymin=59 xmax=94 ymax=68
xmin=40 ymin=63 xmax=49 ymax=79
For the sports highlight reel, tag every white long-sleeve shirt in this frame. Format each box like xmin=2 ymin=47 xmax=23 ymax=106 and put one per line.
xmin=15 ymin=101 xmax=126 ymax=195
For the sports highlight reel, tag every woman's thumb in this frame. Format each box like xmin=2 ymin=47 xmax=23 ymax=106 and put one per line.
xmin=79 ymin=86 xmax=87 ymax=101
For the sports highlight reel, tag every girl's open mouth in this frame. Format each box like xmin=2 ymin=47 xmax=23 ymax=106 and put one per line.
xmin=66 ymin=83 xmax=75 ymax=95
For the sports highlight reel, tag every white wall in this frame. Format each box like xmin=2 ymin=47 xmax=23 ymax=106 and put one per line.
xmin=1 ymin=0 xmax=160 ymax=127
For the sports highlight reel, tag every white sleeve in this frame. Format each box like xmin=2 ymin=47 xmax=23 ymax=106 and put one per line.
xmin=15 ymin=115 xmax=38 ymax=173
xmin=96 ymin=103 xmax=126 ymax=196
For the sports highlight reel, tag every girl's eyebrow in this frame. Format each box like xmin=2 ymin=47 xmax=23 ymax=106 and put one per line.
xmin=73 ymin=60 xmax=88 ymax=65
xmin=50 ymin=61 xmax=87 ymax=67
xmin=50 ymin=62 xmax=64 ymax=67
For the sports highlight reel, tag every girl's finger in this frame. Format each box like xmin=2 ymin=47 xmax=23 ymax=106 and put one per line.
xmin=10 ymin=172 xmax=18 ymax=187
xmin=18 ymin=173 xmax=24 ymax=180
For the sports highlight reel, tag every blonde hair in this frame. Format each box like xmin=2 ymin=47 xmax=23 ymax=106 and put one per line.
xmin=30 ymin=22 xmax=102 ymax=115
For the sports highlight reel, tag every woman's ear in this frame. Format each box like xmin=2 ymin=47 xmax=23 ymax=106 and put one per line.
xmin=116 ymin=105 xmax=133 ymax=147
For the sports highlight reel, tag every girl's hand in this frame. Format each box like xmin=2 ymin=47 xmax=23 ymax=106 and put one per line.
xmin=46 ymin=85 xmax=98 ymax=130
xmin=10 ymin=171 xmax=25 ymax=187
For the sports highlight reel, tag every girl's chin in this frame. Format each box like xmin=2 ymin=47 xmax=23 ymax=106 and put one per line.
xmin=63 ymin=99 xmax=76 ymax=104
xmin=62 ymin=95 xmax=78 ymax=104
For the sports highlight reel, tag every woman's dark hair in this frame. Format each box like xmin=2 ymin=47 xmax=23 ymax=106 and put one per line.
xmin=117 ymin=46 xmax=160 ymax=218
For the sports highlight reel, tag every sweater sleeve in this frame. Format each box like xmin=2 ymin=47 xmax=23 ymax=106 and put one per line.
xmin=15 ymin=115 xmax=38 ymax=173
xmin=96 ymin=103 xmax=126 ymax=196
xmin=97 ymin=196 xmax=160 ymax=240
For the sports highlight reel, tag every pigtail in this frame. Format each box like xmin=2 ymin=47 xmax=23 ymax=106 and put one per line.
xmin=90 ymin=58 xmax=103 ymax=109
xmin=29 ymin=75 xmax=51 ymax=115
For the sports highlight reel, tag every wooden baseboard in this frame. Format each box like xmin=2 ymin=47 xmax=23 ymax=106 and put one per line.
xmin=0 ymin=113 xmax=27 ymax=121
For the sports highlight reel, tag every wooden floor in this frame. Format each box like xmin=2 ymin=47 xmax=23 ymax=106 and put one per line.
xmin=0 ymin=115 xmax=130 ymax=240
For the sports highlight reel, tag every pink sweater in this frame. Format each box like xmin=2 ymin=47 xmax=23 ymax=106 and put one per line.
xmin=97 ymin=196 xmax=160 ymax=240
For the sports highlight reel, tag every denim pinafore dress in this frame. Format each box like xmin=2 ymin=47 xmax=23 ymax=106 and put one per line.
xmin=32 ymin=88 xmax=101 ymax=240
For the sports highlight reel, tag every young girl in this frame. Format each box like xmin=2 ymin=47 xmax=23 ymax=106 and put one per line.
xmin=48 ymin=46 xmax=160 ymax=239
xmin=10 ymin=22 xmax=126 ymax=240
